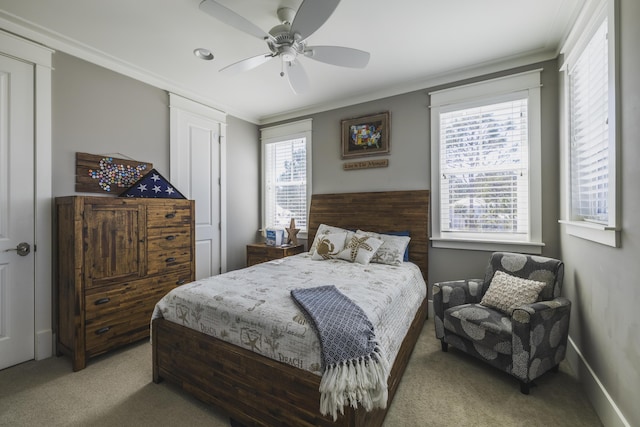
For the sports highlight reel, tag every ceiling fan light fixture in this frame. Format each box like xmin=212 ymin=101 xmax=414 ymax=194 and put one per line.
xmin=280 ymin=46 xmax=297 ymax=62
xmin=193 ymin=48 xmax=214 ymax=61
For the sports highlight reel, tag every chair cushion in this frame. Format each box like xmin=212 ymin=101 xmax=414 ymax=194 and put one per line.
xmin=443 ymin=304 xmax=513 ymax=355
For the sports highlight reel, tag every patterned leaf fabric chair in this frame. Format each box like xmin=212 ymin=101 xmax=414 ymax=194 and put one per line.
xmin=433 ymin=252 xmax=571 ymax=394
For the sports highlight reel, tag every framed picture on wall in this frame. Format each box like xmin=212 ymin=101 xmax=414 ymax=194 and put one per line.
xmin=341 ymin=111 xmax=390 ymax=159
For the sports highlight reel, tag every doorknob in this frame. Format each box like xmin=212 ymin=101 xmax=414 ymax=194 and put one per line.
xmin=5 ymin=242 xmax=31 ymax=256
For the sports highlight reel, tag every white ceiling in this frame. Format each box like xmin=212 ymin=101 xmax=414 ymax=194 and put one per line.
xmin=0 ymin=0 xmax=584 ymax=124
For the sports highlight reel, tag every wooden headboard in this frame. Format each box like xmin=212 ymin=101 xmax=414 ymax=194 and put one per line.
xmin=308 ymin=190 xmax=429 ymax=280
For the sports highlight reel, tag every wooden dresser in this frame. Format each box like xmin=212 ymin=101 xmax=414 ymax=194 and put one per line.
xmin=55 ymin=196 xmax=195 ymax=371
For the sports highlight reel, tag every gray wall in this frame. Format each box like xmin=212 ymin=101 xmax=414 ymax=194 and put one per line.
xmin=559 ymin=0 xmax=640 ymax=425
xmin=52 ymin=52 xmax=170 ymax=196
xmin=225 ymin=115 xmax=261 ymax=271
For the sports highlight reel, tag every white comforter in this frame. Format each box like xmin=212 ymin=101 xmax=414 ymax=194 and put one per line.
xmin=152 ymin=252 xmax=426 ymax=376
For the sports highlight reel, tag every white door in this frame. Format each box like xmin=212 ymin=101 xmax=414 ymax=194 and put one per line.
xmin=170 ymin=94 xmax=226 ymax=279
xmin=0 ymin=54 xmax=35 ymax=370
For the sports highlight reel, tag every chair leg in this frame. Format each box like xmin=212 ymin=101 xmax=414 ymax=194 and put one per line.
xmin=441 ymin=340 xmax=448 ymax=352
xmin=520 ymin=381 xmax=530 ymax=395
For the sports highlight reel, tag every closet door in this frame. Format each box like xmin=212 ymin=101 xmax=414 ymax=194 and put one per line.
xmin=170 ymin=93 xmax=226 ymax=279
xmin=0 ymin=54 xmax=35 ymax=370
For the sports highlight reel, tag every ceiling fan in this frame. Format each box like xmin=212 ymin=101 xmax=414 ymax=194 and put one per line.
xmin=199 ymin=0 xmax=371 ymax=94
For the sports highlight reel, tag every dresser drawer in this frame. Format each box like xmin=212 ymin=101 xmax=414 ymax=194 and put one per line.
xmin=147 ymin=226 xmax=192 ymax=251
xmin=147 ymin=248 xmax=192 ymax=275
xmin=84 ymin=272 xmax=190 ymax=354
xmin=147 ymin=202 xmax=192 ymax=228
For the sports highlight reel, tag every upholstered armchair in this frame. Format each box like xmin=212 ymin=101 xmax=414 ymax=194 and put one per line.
xmin=433 ymin=252 xmax=571 ymax=394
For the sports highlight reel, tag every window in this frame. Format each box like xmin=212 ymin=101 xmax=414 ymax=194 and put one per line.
xmin=569 ymin=19 xmax=609 ymax=223
xmin=261 ymin=119 xmax=312 ymax=237
xmin=559 ymin=0 xmax=618 ymax=247
xmin=430 ymin=70 xmax=543 ymax=253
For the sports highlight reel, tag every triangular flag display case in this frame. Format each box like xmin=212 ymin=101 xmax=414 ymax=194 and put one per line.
xmin=119 ymin=168 xmax=186 ymax=199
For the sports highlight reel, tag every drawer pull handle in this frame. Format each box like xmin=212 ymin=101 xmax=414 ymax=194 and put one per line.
xmin=176 ymin=279 xmax=186 ymax=285
xmin=95 ymin=327 xmax=111 ymax=335
xmin=94 ymin=297 xmax=110 ymax=305
xmin=166 ymin=235 xmax=176 ymax=241
xmin=165 ymin=213 xmax=176 ymax=219
xmin=165 ymin=257 xmax=176 ymax=263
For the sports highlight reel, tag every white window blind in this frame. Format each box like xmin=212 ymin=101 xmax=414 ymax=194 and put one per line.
xmin=440 ymin=96 xmax=529 ymax=234
xmin=264 ymin=138 xmax=308 ymax=230
xmin=569 ymin=18 xmax=609 ymax=223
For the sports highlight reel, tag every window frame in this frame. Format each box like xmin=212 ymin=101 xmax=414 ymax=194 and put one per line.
xmin=429 ymin=70 xmax=544 ymax=253
xmin=260 ymin=119 xmax=312 ymax=239
xmin=558 ymin=0 xmax=619 ymax=247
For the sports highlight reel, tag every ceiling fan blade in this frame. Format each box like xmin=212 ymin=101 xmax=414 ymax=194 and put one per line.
xmin=290 ymin=0 xmax=340 ymax=40
xmin=220 ymin=53 xmax=274 ymax=74
xmin=199 ymin=0 xmax=272 ymax=41
xmin=286 ymin=60 xmax=310 ymax=94
xmin=304 ymin=45 xmax=370 ymax=68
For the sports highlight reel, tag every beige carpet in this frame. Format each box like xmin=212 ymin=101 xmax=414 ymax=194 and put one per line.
xmin=0 ymin=318 xmax=602 ymax=427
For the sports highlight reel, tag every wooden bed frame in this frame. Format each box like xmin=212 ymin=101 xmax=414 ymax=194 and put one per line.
xmin=152 ymin=190 xmax=429 ymax=427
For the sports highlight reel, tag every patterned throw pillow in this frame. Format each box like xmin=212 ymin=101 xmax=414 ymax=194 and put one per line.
xmin=337 ymin=234 xmax=384 ymax=265
xmin=308 ymin=224 xmax=354 ymax=254
xmin=480 ymin=271 xmax=546 ymax=315
xmin=357 ymin=230 xmax=411 ymax=266
xmin=311 ymin=232 xmax=348 ymax=260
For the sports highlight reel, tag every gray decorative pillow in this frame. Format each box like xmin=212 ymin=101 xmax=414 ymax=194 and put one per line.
xmin=309 ymin=224 xmax=354 ymax=254
xmin=357 ymin=230 xmax=411 ymax=266
xmin=311 ymin=232 xmax=348 ymax=260
xmin=480 ymin=270 xmax=546 ymax=314
xmin=337 ymin=233 xmax=384 ymax=265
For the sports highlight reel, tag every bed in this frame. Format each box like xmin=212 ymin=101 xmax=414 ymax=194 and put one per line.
xmin=152 ymin=190 xmax=429 ymax=427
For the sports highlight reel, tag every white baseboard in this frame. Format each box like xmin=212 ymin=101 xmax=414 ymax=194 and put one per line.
xmin=563 ymin=336 xmax=630 ymax=427
xmin=35 ymin=329 xmax=53 ymax=361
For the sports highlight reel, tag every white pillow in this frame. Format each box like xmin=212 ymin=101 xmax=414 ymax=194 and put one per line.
xmin=337 ymin=233 xmax=384 ymax=265
xmin=308 ymin=224 xmax=354 ymax=254
xmin=311 ymin=232 xmax=348 ymax=260
xmin=357 ymin=230 xmax=411 ymax=266
xmin=480 ymin=271 xmax=546 ymax=315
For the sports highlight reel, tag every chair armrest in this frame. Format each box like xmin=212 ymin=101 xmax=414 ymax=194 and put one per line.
xmin=511 ymin=297 xmax=572 ymax=381
xmin=433 ymin=279 xmax=484 ymax=339
xmin=512 ymin=297 xmax=571 ymax=326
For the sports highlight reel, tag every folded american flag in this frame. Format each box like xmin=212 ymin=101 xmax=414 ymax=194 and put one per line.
xmin=119 ymin=168 xmax=186 ymax=199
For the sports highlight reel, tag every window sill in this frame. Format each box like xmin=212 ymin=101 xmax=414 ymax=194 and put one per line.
xmin=430 ymin=237 xmax=544 ymax=254
xmin=558 ymin=220 xmax=619 ymax=247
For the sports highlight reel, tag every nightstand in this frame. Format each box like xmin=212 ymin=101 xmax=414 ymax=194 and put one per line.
xmin=246 ymin=243 xmax=305 ymax=266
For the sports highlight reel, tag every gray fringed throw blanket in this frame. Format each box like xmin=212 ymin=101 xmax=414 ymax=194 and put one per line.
xmin=291 ymin=285 xmax=390 ymax=421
